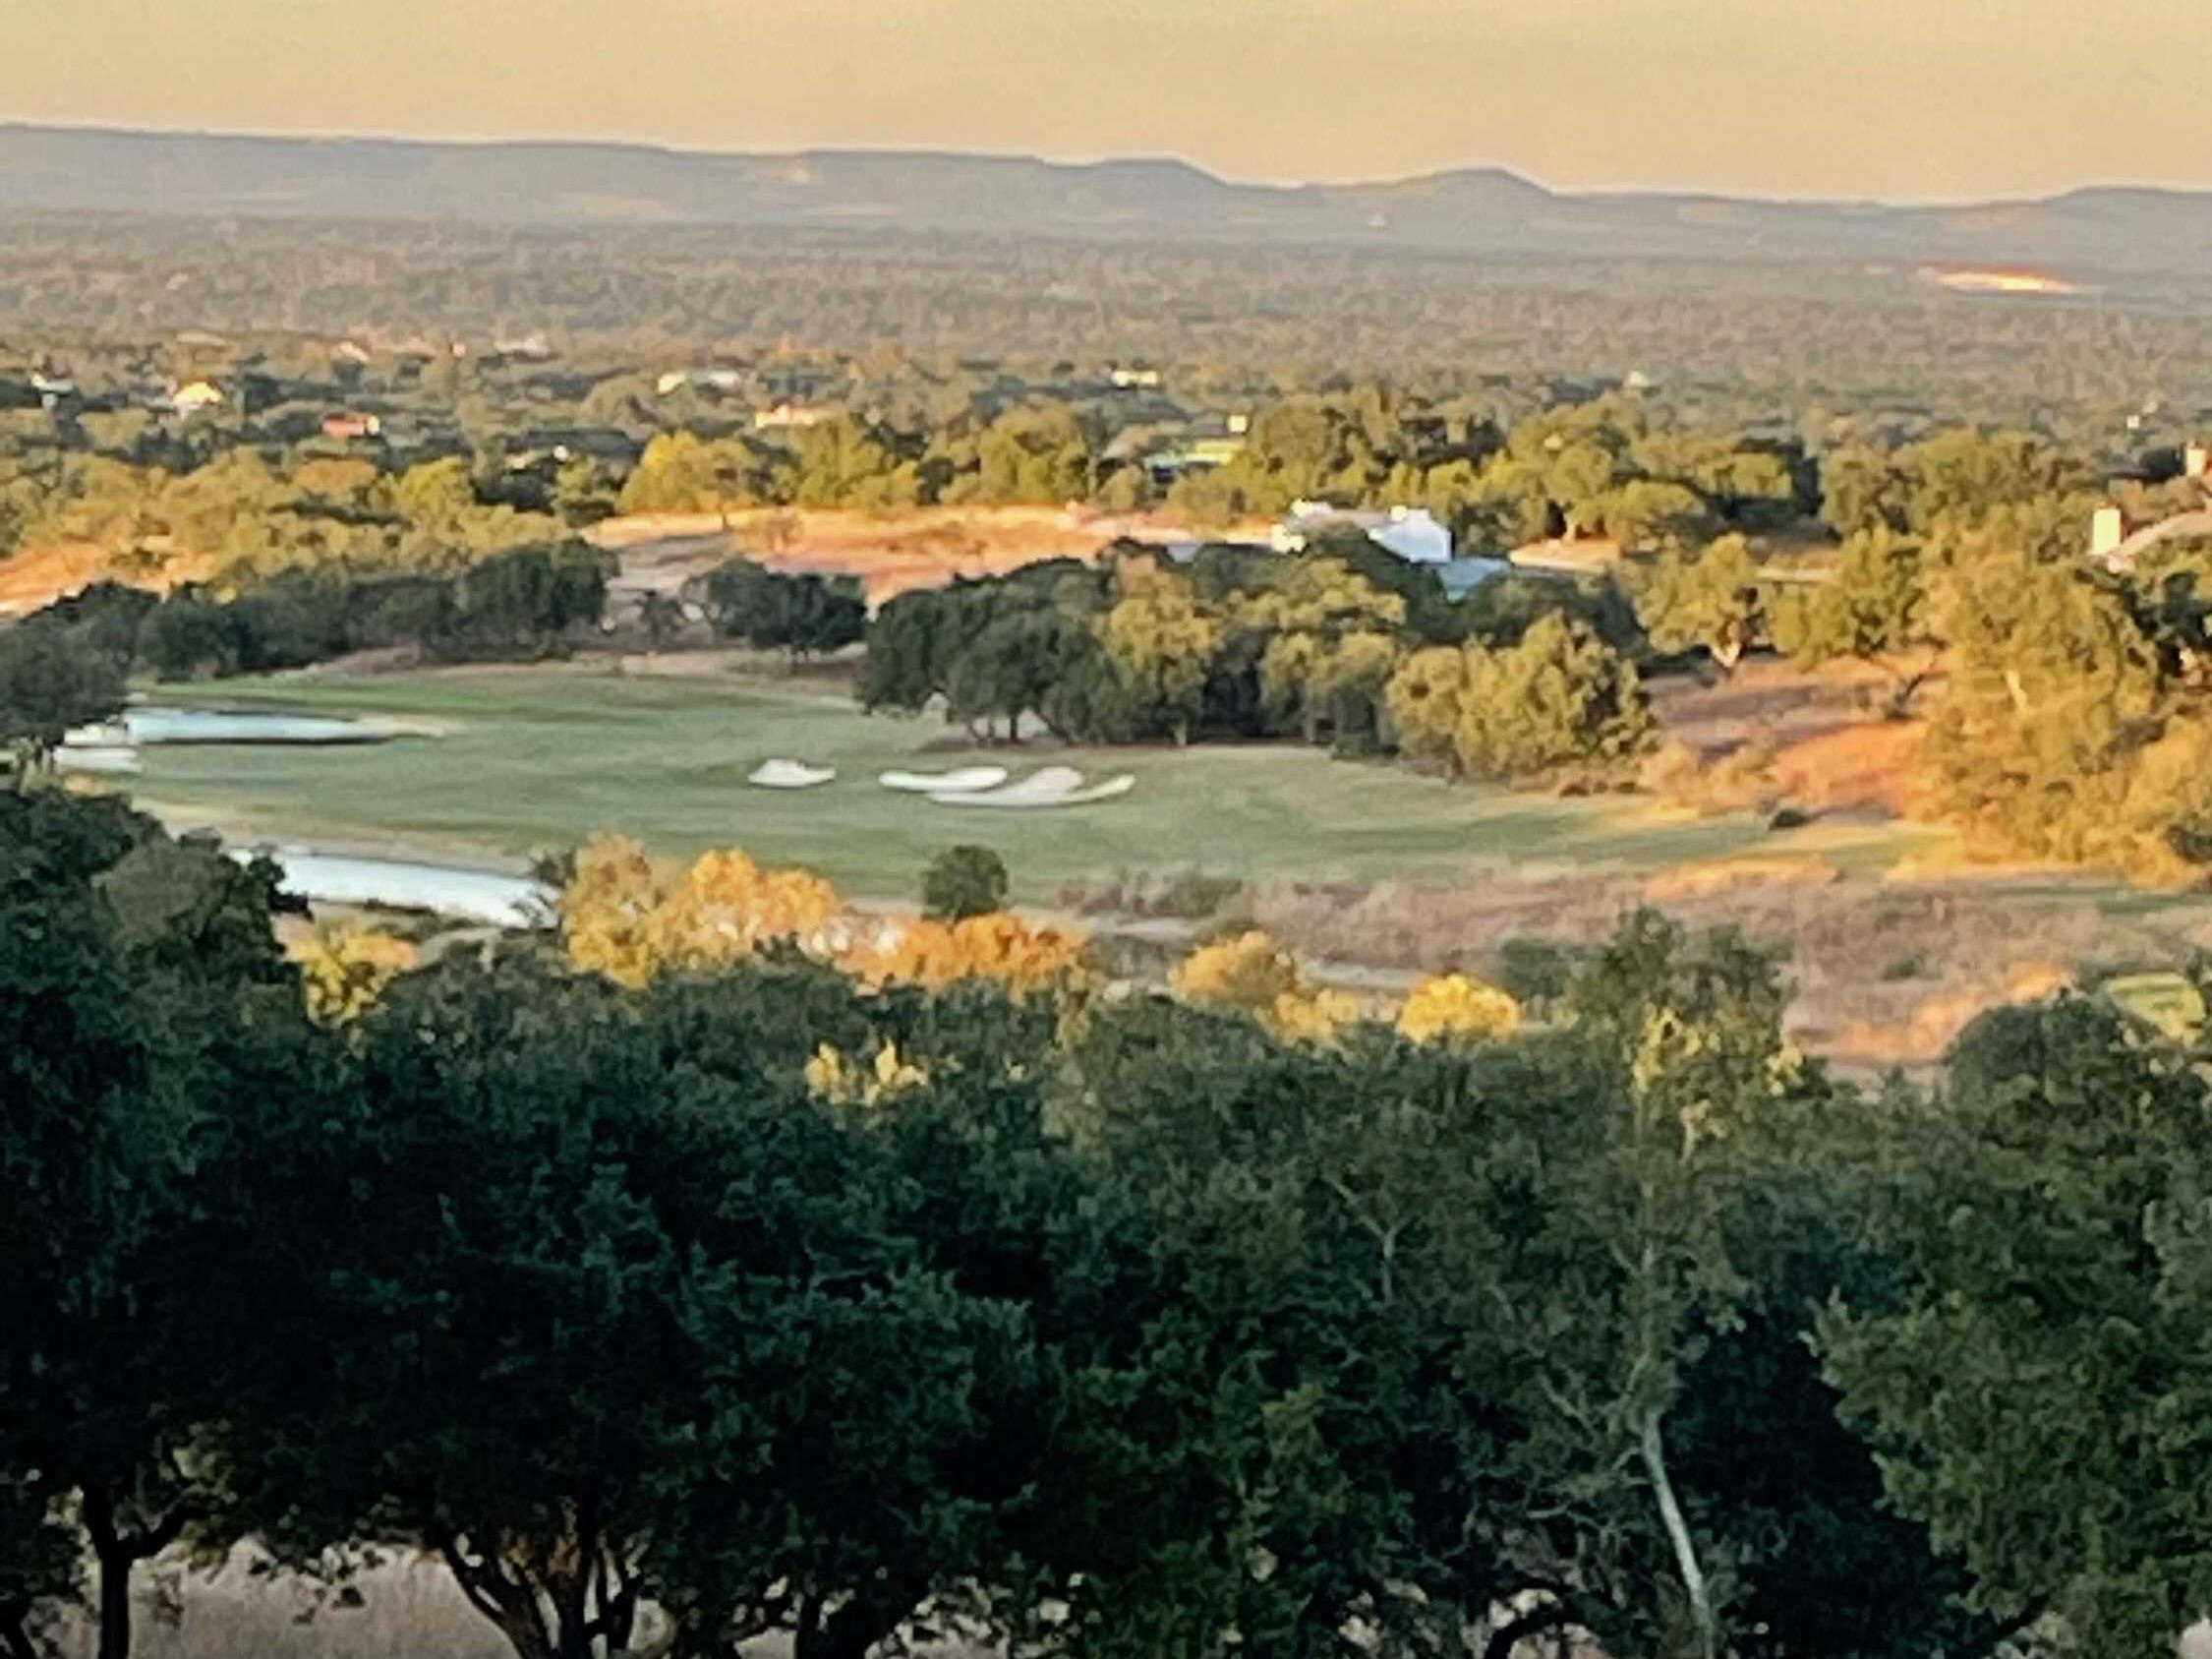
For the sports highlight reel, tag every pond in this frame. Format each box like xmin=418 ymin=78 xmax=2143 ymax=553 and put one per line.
xmin=107 ymin=707 xmax=397 ymax=745
xmin=244 ymin=849 xmax=552 ymax=928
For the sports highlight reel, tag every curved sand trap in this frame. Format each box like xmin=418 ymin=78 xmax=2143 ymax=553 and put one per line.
xmin=747 ymin=758 xmax=837 ymax=789
xmin=935 ymin=768 xmax=1137 ymax=808
xmin=879 ymin=765 xmax=1010 ymax=795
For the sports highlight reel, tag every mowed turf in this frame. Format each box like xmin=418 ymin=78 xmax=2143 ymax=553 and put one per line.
xmin=135 ymin=665 xmax=1820 ymax=901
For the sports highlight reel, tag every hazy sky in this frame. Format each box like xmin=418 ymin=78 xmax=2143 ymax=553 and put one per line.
xmin=5 ymin=0 xmax=2204 ymax=201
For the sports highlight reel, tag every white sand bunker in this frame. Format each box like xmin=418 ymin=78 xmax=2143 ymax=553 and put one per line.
xmin=879 ymin=765 xmax=1010 ymax=795
xmin=935 ymin=766 xmax=1136 ymax=808
xmin=747 ymin=759 xmax=837 ymax=789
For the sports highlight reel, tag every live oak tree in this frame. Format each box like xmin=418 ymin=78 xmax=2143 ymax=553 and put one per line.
xmin=0 ymin=615 xmax=127 ymax=778
xmin=1386 ymin=613 xmax=1657 ymax=782
xmin=688 ymin=557 xmax=864 ymax=659
xmin=1065 ymin=948 xmax=1989 ymax=1659
xmin=1631 ymin=533 xmax=1766 ymax=674
xmin=1097 ymin=565 xmax=1219 ymax=745
xmin=213 ymin=954 xmax=1076 ymax=1659
xmin=920 ymin=843 xmax=1010 ymax=920
xmin=0 ymin=795 xmax=301 ymax=1659
xmin=1770 ymin=527 xmax=1934 ymax=714
xmin=1822 ymin=996 xmax=2212 ymax=1654
xmin=1054 ymin=1001 xmax=1531 ymax=1657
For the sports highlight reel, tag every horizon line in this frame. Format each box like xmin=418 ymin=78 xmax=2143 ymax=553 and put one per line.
xmin=3 ymin=117 xmax=2202 ymax=213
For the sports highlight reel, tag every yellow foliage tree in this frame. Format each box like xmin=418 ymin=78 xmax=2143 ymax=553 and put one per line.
xmin=1170 ymin=929 xmax=1360 ymax=1042
xmin=804 ymin=1040 xmax=928 ymax=1107
xmin=559 ymin=835 xmax=844 ymax=988
xmin=674 ymin=849 xmax=842 ymax=966
xmin=1396 ymin=974 xmax=1522 ymax=1044
xmin=854 ymin=913 xmax=1090 ymax=998
xmin=557 ymin=835 xmax=667 ymax=988
xmin=289 ymin=923 xmax=418 ymax=1025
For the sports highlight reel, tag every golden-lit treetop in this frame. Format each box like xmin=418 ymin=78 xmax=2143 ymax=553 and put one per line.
xmin=289 ymin=922 xmax=419 ymax=1026
xmin=1169 ymin=928 xmax=1360 ymax=1042
xmin=851 ymin=912 xmax=1090 ymax=998
xmin=559 ymin=835 xmax=844 ymax=988
xmin=1396 ymin=973 xmax=1522 ymax=1044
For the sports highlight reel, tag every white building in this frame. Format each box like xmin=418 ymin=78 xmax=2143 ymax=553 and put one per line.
xmin=1271 ymin=501 xmax=1454 ymax=565
xmin=2090 ymin=504 xmax=2128 ymax=563
xmin=754 ymin=401 xmax=832 ymax=431
xmin=660 ymin=368 xmax=744 ymax=396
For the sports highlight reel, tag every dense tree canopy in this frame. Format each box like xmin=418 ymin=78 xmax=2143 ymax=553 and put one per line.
xmin=10 ymin=786 xmax=2207 ymax=1657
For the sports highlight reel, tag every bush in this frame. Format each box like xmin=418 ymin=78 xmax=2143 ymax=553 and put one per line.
xmin=921 ymin=845 xmax=1010 ymax=921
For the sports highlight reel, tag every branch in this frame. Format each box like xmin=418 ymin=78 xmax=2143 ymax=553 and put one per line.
xmin=123 ymin=1502 xmax=201 ymax=1562
xmin=1484 ymin=1604 xmax=1569 ymax=1659
xmin=437 ymin=1540 xmax=511 ymax=1632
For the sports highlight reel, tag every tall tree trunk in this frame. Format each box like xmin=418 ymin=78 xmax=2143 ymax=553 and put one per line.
xmin=95 ymin=1551 xmax=131 ymax=1659
xmin=82 ymin=1490 xmax=133 ymax=1659
xmin=1638 ymin=1409 xmax=1717 ymax=1659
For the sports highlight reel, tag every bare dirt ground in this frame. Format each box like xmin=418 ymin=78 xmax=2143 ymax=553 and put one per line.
xmin=0 ymin=504 xmax=1243 ymax=620
xmin=0 ymin=538 xmax=216 ymax=616
xmin=1650 ymin=658 xmax=1935 ymax=815
xmin=592 ymin=504 xmax=1241 ymax=605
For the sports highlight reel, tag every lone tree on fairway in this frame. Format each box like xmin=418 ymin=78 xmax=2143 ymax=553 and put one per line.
xmin=922 ymin=844 xmax=1009 ymax=920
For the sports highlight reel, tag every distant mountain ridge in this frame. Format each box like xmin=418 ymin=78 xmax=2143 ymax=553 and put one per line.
xmin=3 ymin=124 xmax=2209 ymax=273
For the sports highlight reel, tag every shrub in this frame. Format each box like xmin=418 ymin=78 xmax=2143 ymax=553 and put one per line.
xmin=1169 ymin=929 xmax=1359 ymax=1042
xmin=922 ymin=845 xmax=1010 ymax=921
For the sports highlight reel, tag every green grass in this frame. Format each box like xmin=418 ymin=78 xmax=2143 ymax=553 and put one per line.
xmin=133 ymin=664 xmax=1844 ymax=901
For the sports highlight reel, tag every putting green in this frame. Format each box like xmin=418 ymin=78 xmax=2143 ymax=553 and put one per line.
xmin=129 ymin=665 xmax=1865 ymax=902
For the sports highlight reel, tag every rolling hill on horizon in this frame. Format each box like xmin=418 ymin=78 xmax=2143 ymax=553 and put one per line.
xmin=3 ymin=123 xmax=2211 ymax=275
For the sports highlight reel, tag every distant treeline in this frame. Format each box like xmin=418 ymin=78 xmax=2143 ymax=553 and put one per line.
xmin=4 ymin=210 xmax=2212 ymax=421
xmin=619 ymin=391 xmax=1820 ymax=549
xmin=31 ymin=541 xmax=609 ymax=681
xmin=861 ymin=541 xmax=1652 ymax=780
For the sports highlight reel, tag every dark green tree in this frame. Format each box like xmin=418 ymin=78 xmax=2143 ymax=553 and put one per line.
xmin=1823 ymin=995 xmax=2212 ymax=1654
xmin=922 ymin=845 xmax=1010 ymax=920
xmin=0 ymin=796 xmax=299 ymax=1659
xmin=0 ymin=616 xmax=127 ymax=778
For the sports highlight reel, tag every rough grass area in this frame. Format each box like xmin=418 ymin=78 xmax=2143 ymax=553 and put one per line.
xmin=1248 ymin=863 xmax=2212 ymax=1072
xmin=132 ymin=664 xmax=1815 ymax=902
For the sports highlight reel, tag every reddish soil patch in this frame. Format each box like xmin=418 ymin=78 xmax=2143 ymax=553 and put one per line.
xmin=594 ymin=505 xmax=1250 ymax=603
xmin=0 ymin=540 xmax=216 ymax=616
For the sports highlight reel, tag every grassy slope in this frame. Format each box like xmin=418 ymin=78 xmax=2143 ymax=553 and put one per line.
xmin=128 ymin=665 xmax=1837 ymax=902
